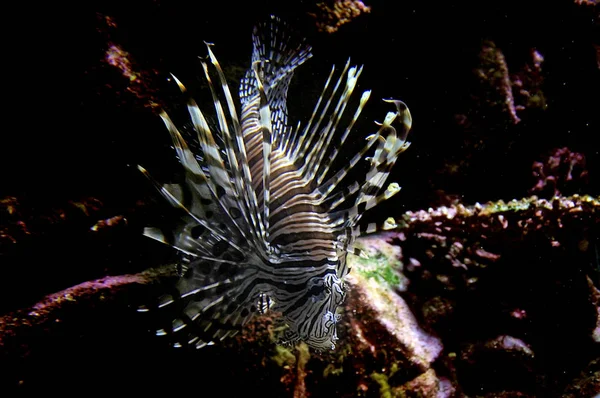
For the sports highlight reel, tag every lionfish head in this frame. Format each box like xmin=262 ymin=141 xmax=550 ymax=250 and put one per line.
xmin=138 ymin=15 xmax=412 ymax=350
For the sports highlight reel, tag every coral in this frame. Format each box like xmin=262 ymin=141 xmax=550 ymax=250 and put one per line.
xmin=476 ymin=41 xmax=522 ymax=124
xmin=530 ymin=147 xmax=589 ymax=198
xmin=2 ymin=194 xmax=597 ymax=396
xmin=293 ymin=343 xmax=311 ymax=398
xmin=310 ymin=0 xmax=371 ymax=33
xmin=394 ymin=369 xmax=453 ymax=398
xmin=103 ymin=42 xmax=163 ymax=109
xmin=96 ymin=13 xmax=164 ymax=111
xmin=589 ymin=275 xmax=600 ymax=343
xmin=394 ymin=195 xmax=599 ymax=396
xmin=512 ymin=49 xmax=546 ymax=112
xmin=433 ymin=41 xmax=552 ymax=205
xmin=561 ymin=357 xmax=600 ymax=397
xmin=271 ymin=345 xmax=296 ymax=367
xmin=0 ymin=195 xmax=103 ymax=250
xmin=473 ymin=41 xmax=547 ymax=126
xmin=347 ymin=247 xmax=444 ymax=370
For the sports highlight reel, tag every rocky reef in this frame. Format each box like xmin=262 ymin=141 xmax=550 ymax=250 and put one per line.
xmin=2 ymin=0 xmax=599 ymax=396
xmin=1 ymin=195 xmax=598 ymax=397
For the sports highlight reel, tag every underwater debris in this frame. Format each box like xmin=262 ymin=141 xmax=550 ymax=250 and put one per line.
xmin=137 ymin=15 xmax=412 ymax=351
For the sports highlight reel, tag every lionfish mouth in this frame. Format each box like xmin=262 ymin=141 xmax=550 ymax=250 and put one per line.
xmin=138 ymin=15 xmax=412 ymax=351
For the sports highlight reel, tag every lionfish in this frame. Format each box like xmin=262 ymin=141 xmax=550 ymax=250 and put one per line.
xmin=138 ymin=16 xmax=412 ymax=350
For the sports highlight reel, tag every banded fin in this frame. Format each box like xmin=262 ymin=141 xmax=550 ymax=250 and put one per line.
xmin=138 ymin=15 xmax=413 ymax=351
xmin=145 ymin=259 xmax=263 ymax=349
xmin=240 ymin=15 xmax=312 ymax=144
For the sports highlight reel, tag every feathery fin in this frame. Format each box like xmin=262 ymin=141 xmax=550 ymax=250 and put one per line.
xmin=138 ymin=16 xmax=413 ymax=351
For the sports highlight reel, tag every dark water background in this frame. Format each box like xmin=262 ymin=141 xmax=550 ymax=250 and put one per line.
xmin=3 ymin=0 xmax=598 ymax=202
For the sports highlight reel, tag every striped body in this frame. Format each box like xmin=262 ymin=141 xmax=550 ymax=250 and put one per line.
xmin=139 ymin=16 xmax=412 ymax=350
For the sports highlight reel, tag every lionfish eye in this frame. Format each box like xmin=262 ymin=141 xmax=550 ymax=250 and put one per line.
xmin=138 ymin=15 xmax=412 ymax=351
